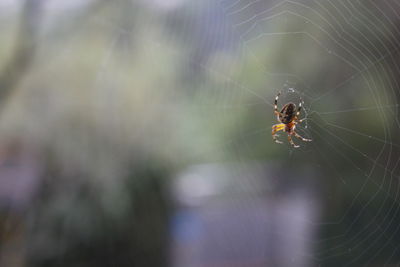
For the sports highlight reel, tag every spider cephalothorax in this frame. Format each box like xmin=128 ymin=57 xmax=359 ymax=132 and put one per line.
xmin=272 ymin=91 xmax=311 ymax=148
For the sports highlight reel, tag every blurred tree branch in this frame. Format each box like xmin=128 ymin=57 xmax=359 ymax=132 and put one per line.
xmin=0 ymin=0 xmax=45 ymax=107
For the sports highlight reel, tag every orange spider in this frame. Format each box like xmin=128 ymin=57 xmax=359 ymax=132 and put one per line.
xmin=272 ymin=91 xmax=312 ymax=148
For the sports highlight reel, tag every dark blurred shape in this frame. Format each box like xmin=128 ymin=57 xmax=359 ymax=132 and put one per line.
xmin=0 ymin=140 xmax=42 ymax=267
xmin=25 ymin=159 xmax=171 ymax=267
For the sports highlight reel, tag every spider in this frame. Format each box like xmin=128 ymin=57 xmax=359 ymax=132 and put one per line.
xmin=272 ymin=91 xmax=312 ymax=148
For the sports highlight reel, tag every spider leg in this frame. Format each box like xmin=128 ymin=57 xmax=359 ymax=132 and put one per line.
xmin=288 ymin=134 xmax=300 ymax=148
xmin=295 ymin=100 xmax=309 ymax=124
xmin=272 ymin=123 xmax=285 ymax=144
xmin=294 ymin=131 xmax=312 ymax=142
xmin=275 ymin=112 xmax=284 ymax=122
xmin=296 ymin=100 xmax=302 ymax=117
xmin=274 ymin=91 xmax=283 ymax=121
xmin=274 ymin=91 xmax=281 ymax=113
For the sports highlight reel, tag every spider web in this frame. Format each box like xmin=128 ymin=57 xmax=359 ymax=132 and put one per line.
xmin=35 ymin=0 xmax=400 ymax=266
xmin=167 ymin=0 xmax=400 ymax=265
xmin=216 ymin=1 xmax=400 ymax=266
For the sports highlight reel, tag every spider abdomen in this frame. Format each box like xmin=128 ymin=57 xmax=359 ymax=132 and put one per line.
xmin=279 ymin=102 xmax=296 ymax=124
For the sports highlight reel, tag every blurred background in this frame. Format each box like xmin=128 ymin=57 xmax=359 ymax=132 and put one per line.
xmin=0 ymin=0 xmax=400 ymax=266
